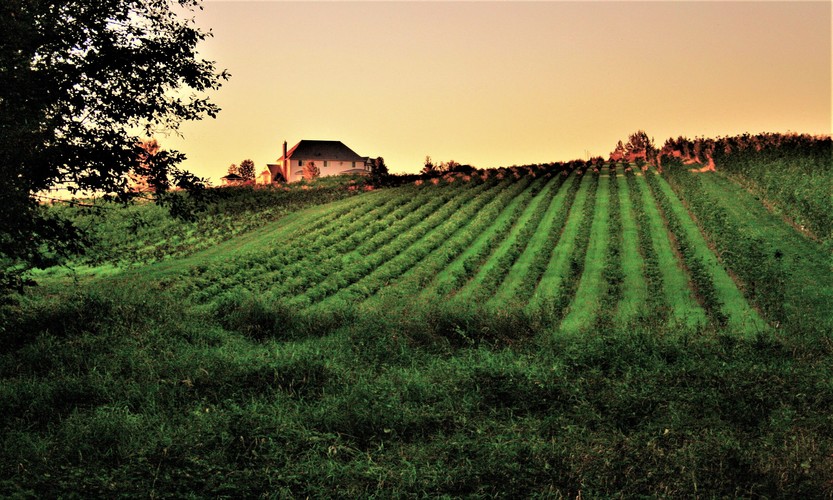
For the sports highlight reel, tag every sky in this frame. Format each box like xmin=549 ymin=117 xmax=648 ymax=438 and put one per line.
xmin=162 ymin=1 xmax=832 ymax=182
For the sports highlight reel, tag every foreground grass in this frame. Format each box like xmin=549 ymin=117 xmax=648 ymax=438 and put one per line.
xmin=2 ymin=282 xmax=832 ymax=497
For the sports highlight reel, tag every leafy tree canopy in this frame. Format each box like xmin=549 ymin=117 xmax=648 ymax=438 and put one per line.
xmin=0 ymin=0 xmax=229 ymax=297
xmin=237 ymin=159 xmax=255 ymax=181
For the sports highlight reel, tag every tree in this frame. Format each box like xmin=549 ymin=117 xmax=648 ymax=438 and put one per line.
xmin=610 ymin=141 xmax=626 ymax=162
xmin=237 ymin=159 xmax=255 ymax=181
xmin=371 ymin=157 xmax=389 ymax=184
xmin=129 ymin=138 xmax=162 ymax=193
xmin=0 ymin=0 xmax=228 ymax=298
xmin=228 ymin=164 xmax=239 ymax=176
xmin=422 ymin=156 xmax=435 ymax=175
xmin=303 ymin=161 xmax=320 ymax=180
xmin=625 ymin=130 xmax=655 ymax=162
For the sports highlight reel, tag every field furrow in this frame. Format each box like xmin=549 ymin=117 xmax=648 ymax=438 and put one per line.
xmin=528 ymin=172 xmax=595 ymax=312
xmin=185 ymin=189 xmax=401 ymax=302
xmin=665 ymin=168 xmax=832 ymax=335
xmin=453 ymin=174 xmax=562 ymax=305
xmin=417 ymin=176 xmax=538 ymax=300
xmin=647 ymin=169 xmax=766 ymax=334
xmin=488 ymin=172 xmax=577 ymax=309
xmin=362 ymin=176 xmax=526 ymax=307
xmin=615 ymin=166 xmax=648 ymax=324
xmin=560 ymin=172 xmax=610 ymax=333
xmin=245 ymin=184 xmax=448 ymax=295
xmin=287 ymin=178 xmax=500 ymax=308
xmin=262 ymin=181 xmax=483 ymax=303
xmin=633 ymin=171 xmax=706 ymax=328
xmin=315 ymin=179 xmax=527 ymax=310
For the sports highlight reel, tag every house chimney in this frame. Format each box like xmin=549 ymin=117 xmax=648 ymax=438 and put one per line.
xmin=282 ymin=140 xmax=288 ymax=181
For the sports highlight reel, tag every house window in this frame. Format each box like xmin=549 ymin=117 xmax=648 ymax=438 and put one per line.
xmin=352 ymin=162 xmax=355 ymax=168
xmin=323 ymin=161 xmax=328 ymax=167
xmin=298 ymin=160 xmax=302 ymax=167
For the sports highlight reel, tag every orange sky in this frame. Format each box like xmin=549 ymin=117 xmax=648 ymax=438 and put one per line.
xmin=164 ymin=1 xmax=831 ymax=182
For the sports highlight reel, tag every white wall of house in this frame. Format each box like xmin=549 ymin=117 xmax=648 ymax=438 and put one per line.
xmin=288 ymin=159 xmax=368 ymax=180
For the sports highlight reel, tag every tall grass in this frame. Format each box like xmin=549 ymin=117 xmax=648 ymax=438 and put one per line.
xmin=3 ymin=281 xmax=833 ymax=497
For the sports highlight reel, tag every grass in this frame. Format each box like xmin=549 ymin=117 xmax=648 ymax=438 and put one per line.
xmin=488 ymin=173 xmax=573 ymax=308
xmin=560 ymin=172 xmax=610 ymax=333
xmin=4 ymin=283 xmax=833 ymax=497
xmin=5 ymin=148 xmax=833 ymax=496
xmin=527 ymin=172 xmax=594 ymax=309
xmin=649 ymin=169 xmax=767 ymax=335
xmin=451 ymin=175 xmax=553 ymax=304
xmin=616 ymin=166 xmax=648 ymax=323
xmin=632 ymin=171 xmax=706 ymax=329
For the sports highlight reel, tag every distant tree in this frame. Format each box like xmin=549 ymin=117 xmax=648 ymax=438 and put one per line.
xmin=371 ymin=157 xmax=389 ymax=184
xmin=303 ymin=161 xmax=320 ymax=181
xmin=626 ymin=130 xmax=655 ymax=161
xmin=227 ymin=164 xmax=238 ymax=176
xmin=422 ymin=156 xmax=435 ymax=175
xmin=237 ymin=159 xmax=255 ymax=181
xmin=610 ymin=140 xmax=626 ymax=161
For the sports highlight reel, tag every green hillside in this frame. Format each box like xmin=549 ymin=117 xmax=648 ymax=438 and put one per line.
xmin=3 ymin=141 xmax=833 ymax=497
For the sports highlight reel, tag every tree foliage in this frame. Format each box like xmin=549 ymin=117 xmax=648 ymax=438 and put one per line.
xmin=238 ymin=159 xmax=255 ymax=181
xmin=371 ymin=157 xmax=389 ymax=184
xmin=0 ymin=0 xmax=228 ymax=297
xmin=303 ymin=161 xmax=320 ymax=181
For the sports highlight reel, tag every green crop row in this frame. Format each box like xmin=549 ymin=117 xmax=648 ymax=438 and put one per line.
xmin=538 ymin=171 xmax=599 ymax=327
xmin=662 ymin=166 xmax=790 ymax=329
xmin=226 ymin=181 xmax=469 ymax=304
xmin=317 ymin=178 xmax=526 ymax=309
xmin=465 ymin=174 xmax=565 ymax=305
xmin=713 ymin=139 xmax=832 ymax=245
xmin=597 ymin=167 xmax=624 ymax=328
xmin=235 ymin=184 xmax=444 ymax=297
xmin=362 ymin=176 xmax=526 ymax=305
xmin=183 ymin=189 xmax=405 ymax=303
xmin=50 ymin=177 xmax=374 ymax=266
xmin=423 ymin=176 xmax=537 ymax=299
xmin=510 ymin=173 xmax=583 ymax=306
xmin=625 ymin=170 xmax=664 ymax=323
xmin=645 ymin=170 xmax=728 ymax=328
xmin=284 ymin=178 xmax=499 ymax=308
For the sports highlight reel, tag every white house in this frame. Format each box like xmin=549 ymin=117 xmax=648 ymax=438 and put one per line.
xmin=267 ymin=140 xmax=370 ymax=183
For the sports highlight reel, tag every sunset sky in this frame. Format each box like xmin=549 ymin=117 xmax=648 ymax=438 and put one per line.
xmin=164 ymin=1 xmax=831 ymax=182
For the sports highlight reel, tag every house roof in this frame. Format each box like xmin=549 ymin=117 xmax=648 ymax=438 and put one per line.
xmin=279 ymin=140 xmax=364 ymax=162
xmin=221 ymin=173 xmax=244 ymax=180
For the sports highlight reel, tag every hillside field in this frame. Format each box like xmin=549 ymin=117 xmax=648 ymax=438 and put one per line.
xmin=2 ymin=145 xmax=833 ymax=496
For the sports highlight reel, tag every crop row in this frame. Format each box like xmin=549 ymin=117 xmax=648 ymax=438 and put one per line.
xmin=185 ymin=188 xmax=410 ymax=303
xmin=645 ymin=168 xmax=728 ymax=327
xmin=314 ymin=177 xmax=537 ymax=310
xmin=560 ymin=171 xmax=610 ymax=332
xmin=248 ymin=182 xmax=463 ymax=298
xmin=536 ymin=171 xmax=599 ymax=326
xmin=421 ymin=176 xmax=540 ymax=299
xmin=364 ymin=175 xmax=553 ymax=306
xmin=624 ymin=169 xmax=663 ymax=323
xmin=662 ymin=168 xmax=789 ymax=328
xmin=597 ymin=167 xmax=624 ymax=328
xmin=457 ymin=174 xmax=566 ymax=306
xmin=283 ymin=177 xmax=504 ymax=308
xmin=495 ymin=172 xmax=583 ymax=307
xmin=614 ymin=167 xmax=647 ymax=324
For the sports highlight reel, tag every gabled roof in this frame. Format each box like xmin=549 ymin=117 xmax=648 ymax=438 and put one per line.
xmin=221 ymin=173 xmax=244 ymax=180
xmin=279 ymin=140 xmax=364 ymax=162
